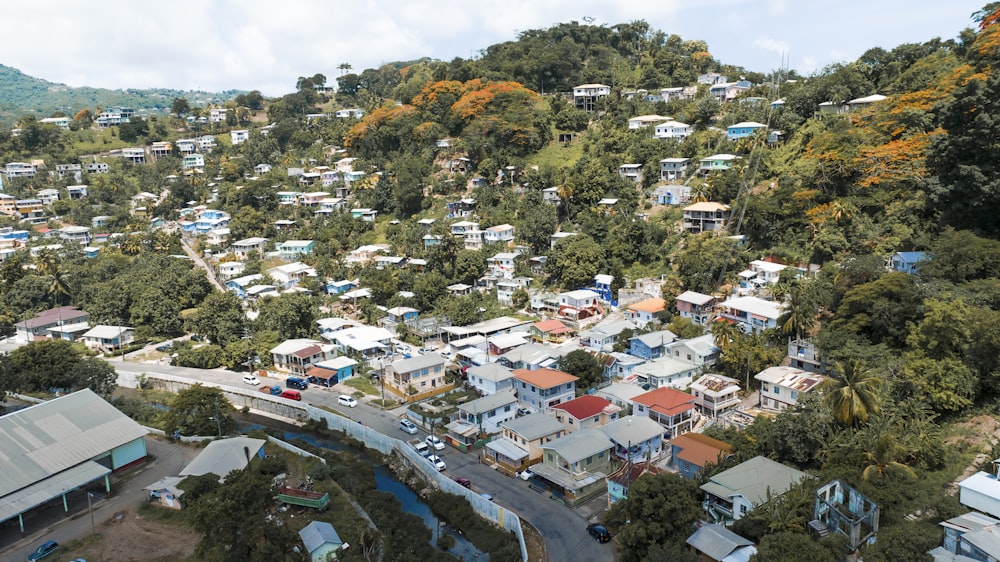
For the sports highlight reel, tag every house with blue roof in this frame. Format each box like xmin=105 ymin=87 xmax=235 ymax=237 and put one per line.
xmin=298 ymin=520 xmax=343 ymax=562
xmin=887 ymin=251 xmax=929 ymax=275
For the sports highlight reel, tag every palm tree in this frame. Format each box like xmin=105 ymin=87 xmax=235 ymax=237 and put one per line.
xmin=824 ymin=360 xmax=883 ymax=426
xmin=690 ymin=179 xmax=710 ymax=203
xmin=779 ymin=283 xmax=819 ymax=340
xmin=36 ymin=250 xmax=73 ymax=306
xmin=711 ymin=319 xmax=740 ymax=353
xmin=862 ymin=434 xmax=916 ymax=481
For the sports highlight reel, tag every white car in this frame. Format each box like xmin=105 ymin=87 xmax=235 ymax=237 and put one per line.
xmin=242 ymin=374 xmax=260 ymax=386
xmin=337 ymin=395 xmax=358 ymax=408
xmin=427 ymin=454 xmax=447 ymax=471
xmin=399 ymin=419 xmax=419 ymax=435
xmin=413 ymin=441 xmax=431 ymax=457
xmin=425 ymin=435 xmax=445 ymax=450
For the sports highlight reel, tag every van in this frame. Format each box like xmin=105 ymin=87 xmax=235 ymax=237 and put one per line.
xmin=242 ymin=374 xmax=260 ymax=386
xmin=280 ymin=389 xmax=302 ymax=401
xmin=286 ymin=377 xmax=308 ymax=390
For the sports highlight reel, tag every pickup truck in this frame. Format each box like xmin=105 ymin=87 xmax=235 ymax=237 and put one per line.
xmin=410 ymin=438 xmax=431 ymax=457
xmin=260 ymin=385 xmax=282 ymax=395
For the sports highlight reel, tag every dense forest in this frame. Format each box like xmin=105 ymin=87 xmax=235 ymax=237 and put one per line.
xmin=2 ymin=5 xmax=1000 ymax=561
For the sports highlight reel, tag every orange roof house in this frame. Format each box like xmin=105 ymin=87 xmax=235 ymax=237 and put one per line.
xmin=513 ymin=368 xmax=578 ymax=413
xmin=669 ymin=433 xmax=733 ymax=478
xmin=625 ymin=297 xmax=666 ymax=327
xmin=632 ymin=386 xmax=696 ymax=438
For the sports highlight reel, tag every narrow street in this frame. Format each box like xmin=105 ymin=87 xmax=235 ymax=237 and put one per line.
xmin=179 ymin=236 xmax=225 ymax=292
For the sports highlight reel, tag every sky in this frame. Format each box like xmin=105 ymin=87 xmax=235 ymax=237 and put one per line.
xmin=2 ymin=0 xmax=987 ymax=97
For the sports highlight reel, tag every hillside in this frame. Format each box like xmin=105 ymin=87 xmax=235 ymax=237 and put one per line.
xmin=0 ymin=64 xmax=241 ymax=124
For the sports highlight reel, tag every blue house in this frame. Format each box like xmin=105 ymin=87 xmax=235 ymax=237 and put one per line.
xmin=888 ymin=251 xmax=929 ymax=275
xmin=607 ymin=462 xmax=661 ymax=506
xmin=591 ymin=274 xmax=615 ymax=302
xmin=226 ymin=274 xmax=263 ymax=299
xmin=325 ymin=279 xmax=357 ymax=295
xmin=628 ymin=330 xmax=677 ymax=360
xmin=727 ymin=121 xmax=767 ymax=141
xmin=670 ymin=432 xmax=733 ymax=479
xmin=306 ymin=356 xmax=359 ymax=386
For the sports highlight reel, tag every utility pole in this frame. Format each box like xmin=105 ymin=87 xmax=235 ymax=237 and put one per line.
xmin=87 ymin=491 xmax=95 ymax=533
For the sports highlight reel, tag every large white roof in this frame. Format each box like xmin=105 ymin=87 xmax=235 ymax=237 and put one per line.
xmin=720 ymin=296 xmax=785 ymax=319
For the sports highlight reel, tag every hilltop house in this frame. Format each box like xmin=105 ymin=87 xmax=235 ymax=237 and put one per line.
xmin=573 ymin=84 xmax=611 ymax=112
xmin=755 ymin=366 xmax=826 ymax=412
xmin=683 ymin=202 xmax=731 ymax=233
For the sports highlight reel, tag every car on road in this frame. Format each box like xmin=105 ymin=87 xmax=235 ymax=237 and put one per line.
xmin=425 ymin=435 xmax=445 ymax=450
xmin=27 ymin=540 xmax=59 ymax=561
xmin=155 ymin=343 xmax=173 ymax=352
xmin=454 ymin=477 xmax=471 ymax=489
xmin=242 ymin=374 xmax=260 ymax=386
xmin=285 ymin=377 xmax=308 ymax=390
xmin=587 ymin=523 xmax=611 ymax=543
xmin=337 ymin=395 xmax=358 ymax=408
xmin=479 ymin=492 xmax=494 ymax=502
xmin=399 ymin=419 xmax=419 ymax=434
xmin=427 ymin=454 xmax=447 ymax=471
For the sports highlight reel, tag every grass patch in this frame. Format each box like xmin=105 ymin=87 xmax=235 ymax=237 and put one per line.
xmin=529 ymin=136 xmax=585 ymax=170
xmin=343 ymin=376 xmax=379 ymax=396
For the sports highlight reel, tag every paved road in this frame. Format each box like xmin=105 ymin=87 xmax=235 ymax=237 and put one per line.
xmin=113 ymin=362 xmax=615 ymax=562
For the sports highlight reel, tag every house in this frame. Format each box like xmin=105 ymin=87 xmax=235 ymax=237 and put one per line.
xmin=699 ymin=154 xmax=740 ymax=175
xmin=746 ymin=259 xmax=788 ymax=285
xmin=226 ymin=274 xmax=263 ymax=299
xmin=601 ymin=415 xmax=665 ymax=462
xmin=624 ymin=297 xmax=665 ymax=328
xmin=658 ymin=158 xmax=691 ymax=184
xmin=710 ymin=81 xmax=752 ymax=103
xmin=455 ymin=390 xmax=518 ymax=437
xmin=813 ymin=480 xmax=879 ymax=553
xmin=787 ymin=338 xmax=824 ymax=373
xmin=513 ymin=368 xmax=577 ymax=413
xmin=888 ymin=251 xmax=929 ymax=275
xmin=934 ymin=511 xmax=1000 ymax=561
xmin=497 ymin=343 xmax=561 ymax=371
xmin=628 ymin=115 xmax=668 ymax=129
xmin=558 ymin=290 xmax=603 ymax=322
xmin=85 ymin=162 xmax=110 ymax=174
xmin=607 ymin=462 xmax=661 ymax=506
xmin=180 ymin=436 xmax=265 ymax=482
xmin=276 ymin=240 xmax=315 ymax=259
xmin=699 ymin=72 xmax=728 ymax=84
xmin=595 ymin=382 xmax=647 ymax=412
xmin=37 ymin=188 xmax=59 ymax=205
xmin=335 ymin=108 xmax=365 ymax=118
xmin=246 ymin=284 xmax=279 ymax=300
xmin=689 ymin=374 xmax=741 ymax=418
xmin=676 ymin=291 xmax=717 ymax=326
xmin=230 ymin=129 xmax=249 ymax=145
xmin=208 ymin=108 xmax=227 ymax=123
xmin=306 ymin=356 xmax=359 ymax=387
xmin=82 ymin=325 xmax=135 ymax=352
xmin=230 ymin=237 xmax=268 ymax=259
xmin=628 ymin=329 xmax=677 ymax=360
xmin=447 ymin=283 xmax=473 ymax=296
xmin=121 ymin=148 xmax=146 ymax=164
xmin=487 ymin=252 xmax=518 ymax=279
xmin=345 ymin=244 xmax=390 ymax=266
xmin=4 ymin=162 xmax=36 ymax=180
xmin=652 ymin=184 xmax=692 ymax=205
xmin=450 ymin=220 xmax=479 ymax=236
xmin=653 ymin=120 xmax=692 ymax=140
xmin=683 ymin=202 xmax=731 ymax=233
xmin=14 ymin=306 xmax=90 ymax=344
xmin=530 ymin=319 xmax=573 ymax=344
xmin=217 ymin=261 xmax=246 ymax=279
xmin=327 ymin=326 xmax=393 ymax=359
xmin=467 ymin=363 xmax=515 ymax=396
xmin=206 ymin=227 xmax=230 ymax=246
xmin=701 ymin=456 xmax=812 ymax=522
xmin=484 ymin=224 xmax=515 ymax=244
xmin=385 ymin=354 xmax=447 ymax=398
xmin=270 ymin=339 xmax=332 ymax=375
xmin=618 ymin=164 xmax=642 ymax=183
xmin=298 ymin=521 xmax=343 ymax=562
xmin=580 ymin=319 xmax=636 ymax=352
xmin=847 ymin=94 xmax=887 ymax=110
xmin=726 ymin=121 xmax=767 ymax=141
xmin=551 ymin=395 xmax=621 ymax=433
xmin=632 ymin=386 xmax=696 ymax=438
xmin=550 ymin=231 xmax=577 ymax=249
xmin=484 ymin=413 xmax=566 ymax=475
xmin=268 ymin=262 xmax=317 ymax=287
xmin=959 ymin=460 xmax=1000 ymax=520
xmin=670 ymin=433 xmax=733 ymax=479
xmin=183 ymin=154 xmax=205 ymax=169
xmin=532 ymin=428 xmax=614 ymax=505
xmin=488 ymin=332 xmax=529 ymax=357
xmin=0 ymin=390 xmax=149 ymax=533
xmin=686 ymin=524 xmax=757 ymax=562
xmin=350 ymin=208 xmax=377 ymax=222
xmin=542 ymin=187 xmax=561 ymax=205
xmin=755 ymin=366 xmax=826 ymax=412
xmin=573 ymin=83 xmax=611 ymax=112
xmin=717 ymin=296 xmax=785 ymax=333
xmin=66 ymin=184 xmax=88 ymax=199
xmin=59 ymin=226 xmax=92 ymax=245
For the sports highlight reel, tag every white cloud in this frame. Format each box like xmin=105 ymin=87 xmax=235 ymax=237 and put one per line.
xmin=753 ymin=38 xmax=790 ymax=56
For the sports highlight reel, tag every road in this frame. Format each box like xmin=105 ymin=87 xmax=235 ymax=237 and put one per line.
xmin=112 ymin=361 xmax=615 ymax=562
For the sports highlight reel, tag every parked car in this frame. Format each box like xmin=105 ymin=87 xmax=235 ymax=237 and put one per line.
xmin=280 ymin=389 xmax=302 ymax=401
xmin=399 ymin=419 xmax=419 ymax=435
xmin=337 ymin=395 xmax=358 ymax=408
xmin=454 ymin=477 xmax=471 ymax=489
xmin=260 ymin=385 xmax=282 ymax=395
xmin=517 ymin=469 xmax=535 ymax=481
xmin=27 ymin=540 xmax=59 ymax=561
xmin=516 ymin=407 xmax=533 ymax=417
xmin=412 ymin=440 xmax=431 ymax=457
xmin=425 ymin=435 xmax=445 ymax=450
xmin=427 ymin=454 xmax=447 ymax=471
xmin=587 ymin=523 xmax=611 ymax=543
xmin=242 ymin=374 xmax=260 ymax=386
xmin=155 ymin=343 xmax=172 ymax=352
xmin=285 ymin=377 xmax=308 ymax=390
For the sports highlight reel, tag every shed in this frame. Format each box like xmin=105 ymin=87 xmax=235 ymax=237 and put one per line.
xmin=298 ymin=520 xmax=344 ymax=561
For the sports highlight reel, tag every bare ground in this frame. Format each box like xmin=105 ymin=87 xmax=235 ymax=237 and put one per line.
xmin=66 ymin=508 xmax=199 ymax=562
xmin=946 ymin=415 xmax=1000 ymax=494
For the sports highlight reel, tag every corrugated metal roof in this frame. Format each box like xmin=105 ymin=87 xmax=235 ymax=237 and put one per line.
xmin=180 ymin=437 xmax=266 ymax=481
xmin=0 ymin=389 xmax=148 ymax=498
xmin=0 ymin=460 xmax=110 ymax=522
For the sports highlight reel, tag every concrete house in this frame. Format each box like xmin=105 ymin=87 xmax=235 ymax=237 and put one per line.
xmin=385 ymin=354 xmax=447 ymax=397
xmin=670 ymin=433 xmax=733 ymax=479
xmin=755 ymin=366 xmax=825 ymax=412
xmin=664 ymin=334 xmax=721 ymax=368
xmin=276 ymin=240 xmax=315 ymax=259
xmin=689 ymin=374 xmax=741 ymax=418
xmin=305 ymin=356 xmax=359 ymax=387
xmin=628 ymin=115 xmax=668 ymax=129
xmin=456 ymin=390 xmax=518 ymax=435
xmin=701 ymin=456 xmax=812 ymax=522
xmin=653 ymin=120 xmax=691 ymax=140
xmin=573 ymin=83 xmax=611 ymax=112
xmin=887 ymin=251 xmax=929 ymax=275
xmin=82 ymin=325 xmax=135 ymax=352
xmin=683 ymin=202 xmax=731 ymax=233
xmin=467 ymin=363 xmax=515 ymax=396
xmin=230 ymin=237 xmax=269 ymax=259
xmin=628 ymin=329 xmax=677 ymax=360
xmin=513 ymin=368 xmax=577 ymax=413
xmin=717 ymin=296 xmax=785 ymax=333
xmin=699 ymin=154 xmax=740 ymax=174
xmin=530 ymin=319 xmax=573 ymax=344
xmin=581 ymin=319 xmax=636 ymax=352
xmin=658 ymin=158 xmax=691 ymax=183
xmin=267 ymin=262 xmax=317 ymax=287
xmin=484 ymin=413 xmax=566 ymax=476
xmin=551 ymin=395 xmax=621 ymax=433
xmin=618 ymin=164 xmax=642 ymax=183
xmin=270 ymin=339 xmax=332 ymax=375
xmin=676 ymin=291 xmax=717 ymax=325
xmin=632 ymin=386 xmax=696 ymax=438
xmin=484 ymin=224 xmax=515 ymax=244
xmin=601 ymin=414 xmax=666 ymax=462
xmin=726 ymin=121 xmax=767 ymax=141
xmin=14 ymin=306 xmax=90 ymax=344
xmin=624 ymin=297 xmax=666 ymax=328
xmin=653 ymin=183 xmax=691 ymax=206
xmin=534 ymin=429 xmax=614 ymax=505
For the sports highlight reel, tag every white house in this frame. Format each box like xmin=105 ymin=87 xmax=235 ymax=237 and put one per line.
xmin=628 ymin=115 xmax=668 ymax=129
xmin=457 ymin=390 xmax=518 ymax=434
xmin=755 ymin=366 xmax=825 ymax=412
xmin=82 ymin=325 xmax=134 ymax=352
xmin=513 ymin=368 xmax=577 ymax=413
xmin=467 ymin=363 xmax=516 ymax=396
xmin=230 ymin=130 xmax=250 ymax=145
xmin=717 ymin=296 xmax=785 ymax=333
xmin=658 ymin=158 xmax=691 ymax=183
xmin=484 ymin=224 xmax=515 ymax=244
xmin=689 ymin=374 xmax=741 ymax=418
xmin=573 ymin=84 xmax=611 ymax=112
xmin=653 ymin=120 xmax=691 ymax=140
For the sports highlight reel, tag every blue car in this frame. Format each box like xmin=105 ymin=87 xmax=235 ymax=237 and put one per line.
xmin=27 ymin=540 xmax=59 ymax=561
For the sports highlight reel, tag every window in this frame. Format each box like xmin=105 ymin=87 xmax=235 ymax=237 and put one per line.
xmin=791 ymin=391 xmax=798 ymax=400
xmin=761 ymin=383 xmax=768 ymax=392
xmin=504 ymin=404 xmax=511 ymax=412
xmin=587 ymin=456 xmax=592 ymax=465
xmin=774 ymin=388 xmax=779 ymax=396
xmin=521 ymin=382 xmax=526 ymax=389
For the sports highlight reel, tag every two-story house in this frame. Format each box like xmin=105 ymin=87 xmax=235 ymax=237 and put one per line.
xmin=628 ymin=330 xmax=677 ymax=360
xmin=385 ymin=354 xmax=447 ymax=398
xmin=631 ymin=386 xmax=696 ymax=438
xmin=530 ymin=319 xmax=573 ymax=344
xmin=483 ymin=413 xmax=565 ymax=476
xmin=513 ymin=368 xmax=577 ymax=413
xmin=699 ymin=154 xmax=740 ymax=175
xmin=230 ymin=129 xmax=249 ymax=145
xmin=624 ymin=297 xmax=666 ymax=328
xmin=557 ymin=290 xmax=603 ymax=322
xmin=676 ymin=291 xmax=717 ymax=325
xmin=618 ymin=164 xmax=642 ymax=183
xmin=717 ymin=296 xmax=785 ymax=333
xmin=269 ymin=339 xmax=333 ymax=375
xmin=726 ymin=121 xmax=768 ymax=141
xmin=551 ymin=395 xmax=621 ymax=433
xmin=268 ymin=262 xmax=317 ymax=287
xmin=601 ymin=415 xmax=665 ymax=462
xmin=664 ymin=334 xmax=721 ymax=368
xmin=701 ymin=456 xmax=812 ymax=522
xmin=689 ymin=374 xmax=741 ymax=418
xmin=484 ymin=224 xmax=515 ymax=245
xmin=14 ymin=306 xmax=90 ymax=344
xmin=456 ymin=390 xmax=518 ymax=436
xmin=653 ymin=183 xmax=691 ymax=205
xmin=533 ymin=428 xmax=614 ymax=505
xmin=230 ymin=237 xmax=269 ymax=259
xmin=670 ymin=433 xmax=733 ymax=479
xmin=276 ymin=240 xmax=315 ymax=260
xmin=653 ymin=120 xmax=692 ymax=140
xmin=467 ymin=363 xmax=515 ymax=396
xmin=581 ymin=319 xmax=636 ymax=352
xmin=683 ymin=202 xmax=732 ymax=233
xmin=573 ymin=84 xmax=611 ymax=112
xmin=754 ymin=366 xmax=826 ymax=412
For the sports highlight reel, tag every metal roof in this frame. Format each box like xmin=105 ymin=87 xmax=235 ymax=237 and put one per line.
xmin=0 ymin=389 xmax=148 ymax=499
xmin=701 ymin=455 xmax=811 ymax=507
xmin=299 ymin=521 xmax=342 ymax=553
xmin=0 ymin=460 xmax=110 ymax=523
xmin=180 ymin=437 xmax=266 ymax=481
xmin=686 ymin=524 xmax=755 ymax=561
xmin=600 ymin=415 xmax=664 ymax=446
xmin=501 ymin=413 xmax=565 ymax=441
xmin=542 ymin=429 xmax=613 ymax=464
xmin=459 ymin=391 xmax=517 ymax=415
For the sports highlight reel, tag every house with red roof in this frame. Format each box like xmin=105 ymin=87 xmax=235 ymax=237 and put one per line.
xmin=632 ymin=386 xmax=696 ymax=438
xmin=513 ymin=368 xmax=578 ymax=413
xmin=669 ymin=432 xmax=733 ymax=479
xmin=269 ymin=339 xmax=334 ymax=375
xmin=530 ymin=319 xmax=574 ymax=343
xmin=551 ymin=395 xmax=621 ymax=433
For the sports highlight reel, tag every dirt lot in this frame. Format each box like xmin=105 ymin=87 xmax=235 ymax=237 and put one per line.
xmin=64 ymin=508 xmax=199 ymax=562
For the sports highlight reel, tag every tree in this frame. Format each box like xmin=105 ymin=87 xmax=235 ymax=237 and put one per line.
xmin=557 ymin=350 xmax=604 ymax=391
xmin=779 ymin=280 xmax=819 ymax=340
xmin=253 ymin=293 xmax=316 ymax=340
xmin=8 ymin=339 xmax=117 ymax=396
xmin=861 ymin=433 xmax=916 ymax=482
xmin=824 ymin=360 xmax=883 ymax=426
xmin=186 ymin=291 xmax=247 ymax=347
xmin=605 ymin=473 xmax=703 ymax=562
xmin=666 ymin=317 xmax=703 ymax=339
xmin=171 ymin=98 xmax=191 ymax=115
xmin=750 ymin=531 xmax=837 ymax=562
xmin=546 ymin=234 xmax=605 ymax=290
xmin=160 ymin=384 xmax=236 ymax=437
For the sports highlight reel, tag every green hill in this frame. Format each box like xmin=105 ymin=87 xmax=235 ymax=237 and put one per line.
xmin=0 ymin=64 xmax=242 ymax=125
